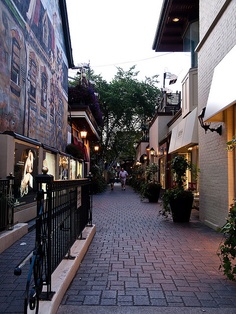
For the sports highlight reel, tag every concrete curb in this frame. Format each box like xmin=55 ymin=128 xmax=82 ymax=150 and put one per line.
xmin=57 ymin=305 xmax=236 ymax=314
xmin=0 ymin=223 xmax=28 ymax=253
xmin=39 ymin=224 xmax=96 ymax=314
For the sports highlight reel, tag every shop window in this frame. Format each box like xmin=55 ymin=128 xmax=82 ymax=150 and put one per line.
xmin=14 ymin=143 xmax=38 ymax=205
xmin=70 ymin=159 xmax=76 ymax=179
xmin=59 ymin=156 xmax=69 ymax=180
xmin=43 ymin=151 xmax=56 ymax=177
xmin=77 ymin=161 xmax=82 ymax=178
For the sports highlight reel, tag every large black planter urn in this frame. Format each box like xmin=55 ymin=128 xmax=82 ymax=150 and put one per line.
xmin=169 ymin=191 xmax=194 ymax=223
xmin=148 ymin=194 xmax=160 ymax=203
xmin=144 ymin=182 xmax=162 ymax=203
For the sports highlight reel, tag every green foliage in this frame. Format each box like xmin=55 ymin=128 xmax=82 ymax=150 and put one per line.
xmin=90 ymin=65 xmax=161 ymax=166
xmin=68 ymin=83 xmax=103 ymax=127
xmin=161 ymin=156 xmax=194 ymax=217
xmin=89 ymin=165 xmax=107 ymax=194
xmin=171 ymin=155 xmax=191 ymax=189
xmin=141 ymin=181 xmax=161 ymax=201
xmin=129 ymin=165 xmax=145 ymax=193
xmin=218 ymin=200 xmax=236 ymax=281
xmin=130 ymin=162 xmax=161 ymax=202
xmin=145 ymin=163 xmax=159 ymax=182
xmin=226 ymin=135 xmax=236 ymax=151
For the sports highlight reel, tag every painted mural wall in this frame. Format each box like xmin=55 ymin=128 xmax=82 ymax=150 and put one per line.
xmin=0 ymin=0 xmax=69 ymax=151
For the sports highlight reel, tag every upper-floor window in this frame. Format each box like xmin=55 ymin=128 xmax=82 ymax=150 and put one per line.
xmin=41 ymin=72 xmax=47 ymax=108
xmin=29 ymin=59 xmax=37 ymax=99
xmin=183 ymin=21 xmax=199 ymax=68
xmin=11 ymin=38 xmax=20 ymax=85
xmin=42 ymin=14 xmax=49 ymax=47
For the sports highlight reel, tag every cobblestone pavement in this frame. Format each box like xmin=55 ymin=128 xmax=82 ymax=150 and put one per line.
xmin=58 ymin=184 xmax=236 ymax=312
xmin=0 ymin=229 xmax=35 ymax=313
xmin=1 ymin=184 xmax=236 ymax=313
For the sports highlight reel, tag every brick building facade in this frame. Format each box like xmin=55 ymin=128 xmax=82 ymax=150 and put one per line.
xmin=152 ymin=0 xmax=236 ymax=229
xmin=197 ymin=0 xmax=236 ymax=228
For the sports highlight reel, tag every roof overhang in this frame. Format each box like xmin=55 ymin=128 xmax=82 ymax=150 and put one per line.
xmin=70 ymin=110 xmax=100 ymax=142
xmin=152 ymin=0 xmax=199 ymax=52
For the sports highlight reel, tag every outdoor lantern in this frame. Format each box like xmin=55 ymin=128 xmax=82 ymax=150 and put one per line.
xmin=198 ymin=107 xmax=222 ymax=135
xmin=94 ymin=145 xmax=99 ymax=152
xmin=80 ymin=129 xmax=87 ymax=139
xmin=150 ymin=147 xmax=155 ymax=156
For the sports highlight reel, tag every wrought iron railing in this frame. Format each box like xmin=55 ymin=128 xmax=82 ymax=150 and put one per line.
xmin=0 ymin=174 xmax=14 ymax=231
xmin=14 ymin=171 xmax=92 ymax=313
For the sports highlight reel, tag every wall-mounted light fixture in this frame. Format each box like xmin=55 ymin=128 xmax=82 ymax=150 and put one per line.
xmin=198 ymin=107 xmax=222 ymax=135
xmin=150 ymin=147 xmax=155 ymax=156
xmin=140 ymin=154 xmax=148 ymax=164
xmin=94 ymin=145 xmax=99 ymax=152
xmin=80 ymin=127 xmax=88 ymax=145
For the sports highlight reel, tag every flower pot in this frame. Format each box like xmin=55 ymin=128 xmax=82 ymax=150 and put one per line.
xmin=148 ymin=194 xmax=160 ymax=203
xmin=144 ymin=183 xmax=161 ymax=203
xmin=169 ymin=191 xmax=194 ymax=222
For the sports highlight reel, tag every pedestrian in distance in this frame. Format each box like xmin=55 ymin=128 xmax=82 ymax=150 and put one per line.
xmin=119 ymin=167 xmax=128 ymax=191
xmin=108 ymin=166 xmax=116 ymax=190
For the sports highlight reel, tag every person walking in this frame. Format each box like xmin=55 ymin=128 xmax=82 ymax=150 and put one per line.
xmin=119 ymin=167 xmax=128 ymax=191
xmin=108 ymin=166 xmax=116 ymax=190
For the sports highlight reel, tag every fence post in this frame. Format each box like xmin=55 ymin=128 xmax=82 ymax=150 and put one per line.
xmin=0 ymin=180 xmax=8 ymax=231
xmin=87 ymin=173 xmax=93 ymax=227
xmin=6 ymin=173 xmax=15 ymax=229
xmin=35 ymin=167 xmax=54 ymax=299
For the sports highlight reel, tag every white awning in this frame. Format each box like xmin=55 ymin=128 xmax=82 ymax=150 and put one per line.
xmin=204 ymin=45 xmax=236 ymax=122
xmin=168 ymin=108 xmax=198 ymax=153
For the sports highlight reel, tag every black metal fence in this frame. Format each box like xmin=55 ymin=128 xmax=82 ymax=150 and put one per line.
xmin=0 ymin=174 xmax=14 ymax=231
xmin=15 ymin=172 xmax=92 ymax=313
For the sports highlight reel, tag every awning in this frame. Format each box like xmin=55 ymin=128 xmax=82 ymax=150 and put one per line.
xmin=204 ymin=45 xmax=236 ymax=122
xmin=73 ymin=136 xmax=89 ymax=162
xmin=168 ymin=108 xmax=198 ymax=153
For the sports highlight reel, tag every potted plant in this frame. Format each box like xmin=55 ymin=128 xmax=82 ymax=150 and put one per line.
xmin=217 ymin=137 xmax=236 ymax=281
xmin=218 ymin=199 xmax=236 ymax=281
xmin=161 ymin=155 xmax=194 ymax=222
xmin=142 ymin=181 xmax=162 ymax=202
xmin=141 ymin=163 xmax=162 ymax=202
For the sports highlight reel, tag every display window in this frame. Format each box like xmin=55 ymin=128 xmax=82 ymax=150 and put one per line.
xmin=70 ymin=159 xmax=76 ymax=179
xmin=59 ymin=155 xmax=69 ymax=180
xmin=14 ymin=143 xmax=39 ymax=205
xmin=43 ymin=151 xmax=56 ymax=177
xmin=77 ymin=161 xmax=82 ymax=178
xmin=160 ymin=156 xmax=166 ymax=189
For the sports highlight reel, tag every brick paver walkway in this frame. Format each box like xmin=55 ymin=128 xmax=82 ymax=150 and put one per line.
xmin=59 ymin=184 xmax=236 ymax=310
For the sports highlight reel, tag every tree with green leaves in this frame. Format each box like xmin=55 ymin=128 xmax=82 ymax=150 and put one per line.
xmin=69 ymin=65 xmax=161 ymax=169
xmin=91 ymin=66 xmax=161 ymax=168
